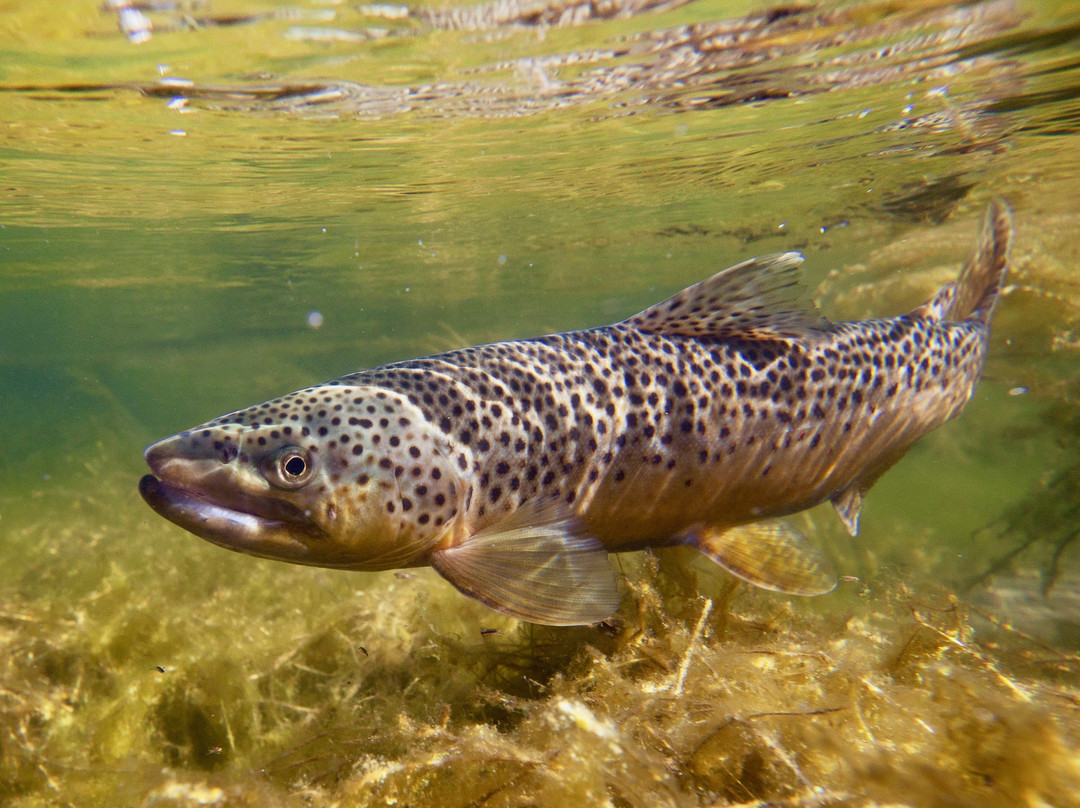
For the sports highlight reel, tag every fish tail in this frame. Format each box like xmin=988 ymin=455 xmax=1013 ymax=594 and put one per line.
xmin=910 ymin=199 xmax=1014 ymax=324
xmin=947 ymin=198 xmax=1014 ymax=324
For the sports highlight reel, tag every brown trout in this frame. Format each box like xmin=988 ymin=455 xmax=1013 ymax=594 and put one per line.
xmin=140 ymin=201 xmax=1013 ymax=625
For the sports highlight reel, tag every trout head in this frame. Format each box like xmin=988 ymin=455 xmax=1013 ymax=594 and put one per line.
xmin=139 ymin=384 xmax=463 ymax=570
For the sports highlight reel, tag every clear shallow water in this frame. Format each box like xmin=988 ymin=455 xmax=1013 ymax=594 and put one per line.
xmin=2 ymin=0 xmax=1080 ymax=805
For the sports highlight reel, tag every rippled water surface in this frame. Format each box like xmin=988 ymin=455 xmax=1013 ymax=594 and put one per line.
xmin=2 ymin=0 xmax=1080 ymax=805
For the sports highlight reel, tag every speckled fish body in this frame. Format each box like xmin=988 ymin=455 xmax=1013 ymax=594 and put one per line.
xmin=140 ymin=201 xmax=1013 ymax=625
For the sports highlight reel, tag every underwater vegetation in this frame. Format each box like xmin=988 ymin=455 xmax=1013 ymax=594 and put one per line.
xmin=963 ymin=405 xmax=1080 ymax=652
xmin=2 ymin=456 xmax=1080 ymax=808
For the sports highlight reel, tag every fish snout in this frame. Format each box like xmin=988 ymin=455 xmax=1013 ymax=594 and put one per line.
xmin=143 ymin=436 xmax=179 ymax=478
xmin=143 ymin=434 xmax=208 ymax=483
xmin=143 ymin=422 xmax=252 ymax=477
xmin=142 ymin=433 xmax=245 ymax=500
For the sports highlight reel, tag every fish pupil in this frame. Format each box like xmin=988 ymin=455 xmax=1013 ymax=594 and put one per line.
xmin=283 ymin=455 xmax=307 ymax=477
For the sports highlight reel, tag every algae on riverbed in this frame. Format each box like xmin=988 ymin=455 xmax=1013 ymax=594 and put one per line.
xmin=3 ymin=455 xmax=1080 ymax=807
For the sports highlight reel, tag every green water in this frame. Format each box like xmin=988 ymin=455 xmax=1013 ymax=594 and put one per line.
xmin=3 ymin=0 xmax=1080 ymax=805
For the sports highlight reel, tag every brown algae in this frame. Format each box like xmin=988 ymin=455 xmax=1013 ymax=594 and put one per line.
xmin=2 ymin=466 xmax=1080 ymax=807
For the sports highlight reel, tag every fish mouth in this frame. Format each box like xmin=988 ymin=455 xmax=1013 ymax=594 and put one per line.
xmin=138 ymin=473 xmax=327 ymax=562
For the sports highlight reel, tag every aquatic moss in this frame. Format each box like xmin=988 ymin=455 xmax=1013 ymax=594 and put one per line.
xmin=3 ymin=473 xmax=1080 ymax=808
xmin=3 ymin=250 xmax=1079 ymax=808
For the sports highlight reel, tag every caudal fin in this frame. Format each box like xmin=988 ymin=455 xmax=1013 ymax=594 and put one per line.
xmin=948 ymin=198 xmax=1014 ymax=324
xmin=910 ymin=200 xmax=1014 ymax=324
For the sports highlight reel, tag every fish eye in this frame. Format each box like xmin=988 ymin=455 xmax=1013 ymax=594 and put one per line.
xmin=266 ymin=446 xmax=314 ymax=488
xmin=283 ymin=455 xmax=307 ymax=477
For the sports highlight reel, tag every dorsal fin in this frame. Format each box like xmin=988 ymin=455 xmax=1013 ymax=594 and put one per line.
xmin=621 ymin=252 xmax=829 ymax=342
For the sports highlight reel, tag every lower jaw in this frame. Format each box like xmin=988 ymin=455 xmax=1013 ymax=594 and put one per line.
xmin=139 ymin=474 xmax=293 ymax=546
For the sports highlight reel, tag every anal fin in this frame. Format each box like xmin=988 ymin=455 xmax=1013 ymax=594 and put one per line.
xmin=690 ymin=520 xmax=837 ymax=596
xmin=830 ymin=443 xmax=913 ymax=537
xmin=831 ymin=485 xmax=864 ymax=537
xmin=430 ymin=498 xmax=620 ymax=626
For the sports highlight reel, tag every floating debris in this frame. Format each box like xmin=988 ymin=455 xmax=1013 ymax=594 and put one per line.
xmin=115 ymin=6 xmax=152 ymax=43
xmin=361 ymin=4 xmax=411 ymax=20
xmin=282 ymin=26 xmax=390 ymax=42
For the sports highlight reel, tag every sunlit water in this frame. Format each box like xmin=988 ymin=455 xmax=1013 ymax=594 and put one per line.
xmin=2 ymin=0 xmax=1080 ymax=804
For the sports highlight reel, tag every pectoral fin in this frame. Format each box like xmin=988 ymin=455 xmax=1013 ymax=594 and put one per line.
xmin=690 ymin=520 xmax=837 ymax=596
xmin=430 ymin=498 xmax=621 ymax=626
